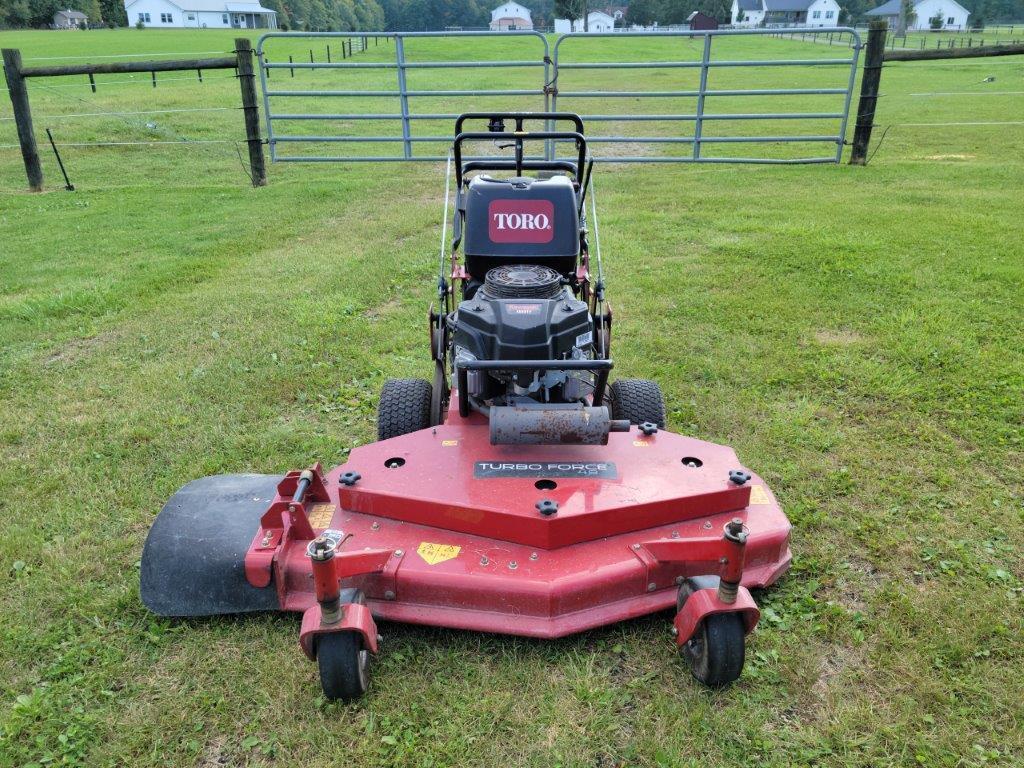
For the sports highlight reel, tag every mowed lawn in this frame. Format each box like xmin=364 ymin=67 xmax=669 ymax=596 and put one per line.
xmin=1 ymin=28 xmax=1023 ymax=768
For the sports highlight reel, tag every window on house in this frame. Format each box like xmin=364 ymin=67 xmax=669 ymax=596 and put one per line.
xmin=812 ymin=10 xmax=821 ymax=18
xmin=826 ymin=9 xmax=834 ymax=17
xmin=947 ymin=16 xmax=954 ymax=24
xmin=222 ymin=13 xmax=229 ymax=22
xmin=160 ymin=12 xmax=173 ymax=22
xmin=138 ymin=12 xmax=151 ymax=21
xmin=187 ymin=13 xmax=195 ymax=20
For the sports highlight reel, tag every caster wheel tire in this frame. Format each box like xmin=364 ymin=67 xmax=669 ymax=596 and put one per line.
xmin=378 ymin=378 xmax=433 ymax=440
xmin=607 ymin=379 xmax=666 ymax=428
xmin=677 ymin=576 xmax=745 ymax=687
xmin=316 ymin=589 xmax=371 ymax=701
xmin=317 ymin=631 xmax=370 ymax=701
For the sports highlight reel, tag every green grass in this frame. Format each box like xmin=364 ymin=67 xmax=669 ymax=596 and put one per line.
xmin=1 ymin=28 xmax=1023 ymax=768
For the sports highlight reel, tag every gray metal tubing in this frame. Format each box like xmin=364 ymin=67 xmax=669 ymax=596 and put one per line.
xmin=693 ymin=35 xmax=712 ymax=160
xmin=557 ymin=88 xmax=848 ymax=97
xmin=836 ymin=30 xmax=863 ymax=161
xmin=263 ymin=60 xmax=544 ymax=70
xmin=550 ymin=27 xmax=859 ymax=47
xmin=557 ymin=58 xmax=854 ymax=69
xmin=394 ymin=35 xmax=411 ymax=159
xmin=255 ymin=47 xmax=275 ymax=161
xmin=583 ymin=135 xmax=839 ymax=143
xmin=265 ymin=61 xmax=397 ymax=69
xmin=265 ymin=89 xmax=544 ymax=97
xmin=274 ymin=155 xmax=839 ymax=164
xmin=269 ymin=113 xmax=468 ymax=120
xmin=578 ymin=113 xmax=845 ymax=121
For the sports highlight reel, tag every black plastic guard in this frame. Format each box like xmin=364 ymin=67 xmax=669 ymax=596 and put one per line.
xmin=140 ymin=474 xmax=282 ymax=617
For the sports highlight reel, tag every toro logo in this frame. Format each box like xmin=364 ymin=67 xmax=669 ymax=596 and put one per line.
xmin=488 ymin=199 xmax=555 ymax=244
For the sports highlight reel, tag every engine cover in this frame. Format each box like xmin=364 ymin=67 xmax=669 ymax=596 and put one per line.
xmin=454 ymin=292 xmax=592 ymax=361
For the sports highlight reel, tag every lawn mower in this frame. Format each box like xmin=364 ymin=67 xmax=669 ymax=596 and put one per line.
xmin=141 ymin=113 xmax=792 ymax=700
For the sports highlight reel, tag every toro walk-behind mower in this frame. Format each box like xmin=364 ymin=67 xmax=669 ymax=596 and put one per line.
xmin=141 ymin=113 xmax=792 ymax=700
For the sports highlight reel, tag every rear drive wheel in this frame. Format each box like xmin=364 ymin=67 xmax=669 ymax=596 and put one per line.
xmin=677 ymin=577 xmax=745 ymax=687
xmin=377 ymin=378 xmax=433 ymax=440
xmin=608 ymin=379 xmax=666 ymax=428
xmin=317 ymin=589 xmax=371 ymax=701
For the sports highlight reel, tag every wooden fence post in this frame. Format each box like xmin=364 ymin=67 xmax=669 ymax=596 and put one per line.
xmin=849 ymin=20 xmax=887 ymax=166
xmin=234 ymin=38 xmax=267 ymax=187
xmin=2 ymin=48 xmax=44 ymax=192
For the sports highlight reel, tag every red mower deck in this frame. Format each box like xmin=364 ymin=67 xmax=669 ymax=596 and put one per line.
xmin=240 ymin=414 xmax=791 ymax=640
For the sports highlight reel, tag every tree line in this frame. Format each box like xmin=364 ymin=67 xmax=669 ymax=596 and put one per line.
xmin=624 ymin=0 xmax=1023 ymax=25
xmin=1 ymin=0 xmax=1022 ymax=29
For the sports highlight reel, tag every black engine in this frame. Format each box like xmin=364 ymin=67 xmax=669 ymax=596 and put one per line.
xmin=453 ymin=265 xmax=596 ymax=405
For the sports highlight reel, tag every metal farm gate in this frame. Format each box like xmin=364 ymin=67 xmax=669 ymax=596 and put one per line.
xmin=256 ymin=28 xmax=861 ymax=165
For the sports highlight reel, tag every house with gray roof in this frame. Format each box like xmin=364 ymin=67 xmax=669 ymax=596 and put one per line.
xmin=866 ymin=0 xmax=969 ymax=30
xmin=53 ymin=8 xmax=89 ymax=28
xmin=124 ymin=0 xmax=277 ymax=28
xmin=731 ymin=0 xmax=841 ymax=27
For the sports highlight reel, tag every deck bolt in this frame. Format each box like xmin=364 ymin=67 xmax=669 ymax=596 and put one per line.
xmin=631 ymin=543 xmax=641 ymax=550
xmin=394 ymin=549 xmax=404 ymax=558
xmin=530 ymin=552 xmax=539 ymax=561
xmin=508 ymin=560 xmax=518 ymax=570
xmin=671 ymin=530 xmax=680 ymax=539
xmin=384 ymin=590 xmax=395 ymax=600
xmin=647 ymin=582 xmax=656 ymax=592
xmin=703 ymin=521 xmax=713 ymax=530
xmin=371 ymin=522 xmax=380 ymax=531
xmin=480 ymin=556 xmax=489 ymax=566
xmin=671 ymin=627 xmax=678 ymax=637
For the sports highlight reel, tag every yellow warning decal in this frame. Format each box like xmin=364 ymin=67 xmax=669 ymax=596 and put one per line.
xmin=442 ymin=440 xmax=459 ymax=447
xmin=632 ymin=440 xmax=650 ymax=447
xmin=417 ymin=542 xmax=461 ymax=565
xmin=749 ymin=485 xmax=771 ymax=505
xmin=308 ymin=503 xmax=335 ymax=529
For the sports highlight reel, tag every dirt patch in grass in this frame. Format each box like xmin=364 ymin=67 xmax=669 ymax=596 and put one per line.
xmin=43 ymin=330 xmax=122 ymax=367
xmin=813 ymin=328 xmax=863 ymax=346
xmin=810 ymin=642 xmax=865 ymax=699
xmin=197 ymin=736 xmax=232 ymax=767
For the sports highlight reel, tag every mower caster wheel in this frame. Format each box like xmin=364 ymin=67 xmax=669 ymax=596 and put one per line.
xmin=316 ymin=589 xmax=371 ymax=701
xmin=607 ymin=379 xmax=666 ymax=428
xmin=378 ymin=378 xmax=433 ymax=441
xmin=677 ymin=576 xmax=745 ymax=687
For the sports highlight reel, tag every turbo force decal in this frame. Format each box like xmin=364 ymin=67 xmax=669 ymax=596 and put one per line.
xmin=488 ymin=199 xmax=555 ymax=244
xmin=474 ymin=461 xmax=618 ymax=479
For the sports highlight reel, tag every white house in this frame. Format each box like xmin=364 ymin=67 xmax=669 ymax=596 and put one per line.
xmin=571 ymin=11 xmax=616 ymax=31
xmin=124 ymin=0 xmax=278 ymax=29
xmin=866 ymin=0 xmax=969 ymax=30
xmin=53 ymin=8 xmax=88 ymax=28
xmin=731 ymin=0 xmax=765 ymax=27
xmin=732 ymin=0 xmax=840 ymax=27
xmin=489 ymin=2 xmax=533 ymax=30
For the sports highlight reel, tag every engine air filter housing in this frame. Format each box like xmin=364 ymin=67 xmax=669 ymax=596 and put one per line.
xmin=483 ymin=264 xmax=564 ymax=300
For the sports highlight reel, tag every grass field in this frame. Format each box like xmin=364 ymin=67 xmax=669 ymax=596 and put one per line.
xmin=1 ymin=27 xmax=1023 ymax=768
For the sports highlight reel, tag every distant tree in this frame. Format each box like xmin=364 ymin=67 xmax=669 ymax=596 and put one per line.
xmin=625 ymin=0 xmax=663 ymax=25
xmin=99 ymin=0 xmax=127 ymax=25
xmin=896 ymin=0 xmax=917 ymax=32
xmin=555 ymin=0 xmax=587 ymax=29
xmin=696 ymin=0 xmax=731 ymax=21
xmin=929 ymin=8 xmax=944 ymax=26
